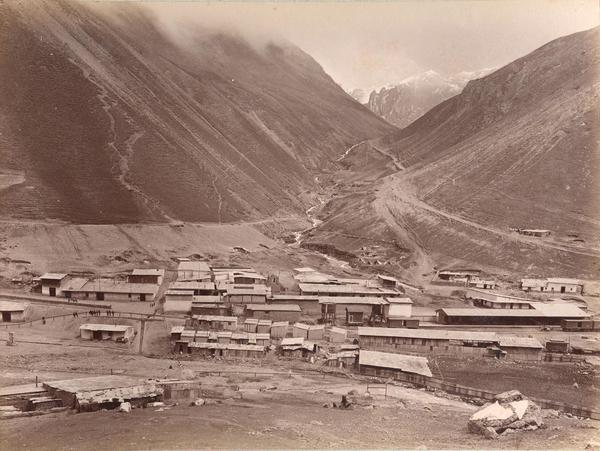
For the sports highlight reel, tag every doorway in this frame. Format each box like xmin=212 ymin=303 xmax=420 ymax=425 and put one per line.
xmin=93 ymin=330 xmax=102 ymax=340
xmin=96 ymin=292 xmax=105 ymax=301
xmin=2 ymin=312 xmax=11 ymax=322
xmin=49 ymin=287 xmax=56 ymax=297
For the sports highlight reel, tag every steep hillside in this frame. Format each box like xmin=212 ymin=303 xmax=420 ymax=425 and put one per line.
xmin=308 ymin=27 xmax=600 ymax=279
xmin=366 ymin=70 xmax=492 ymax=128
xmin=0 ymin=1 xmax=394 ymax=224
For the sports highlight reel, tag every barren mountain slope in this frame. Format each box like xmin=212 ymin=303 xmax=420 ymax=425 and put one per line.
xmin=0 ymin=1 xmax=394 ymax=224
xmin=309 ymin=27 xmax=600 ymax=279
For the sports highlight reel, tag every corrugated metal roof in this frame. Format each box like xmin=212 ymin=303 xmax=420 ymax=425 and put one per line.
xmin=299 ymin=283 xmax=399 ymax=295
xmin=497 ymin=336 xmax=543 ymax=349
xmin=438 ymin=308 xmax=543 ymax=317
xmin=521 ymin=278 xmax=547 ymax=288
xmin=131 ymin=269 xmax=165 ymax=276
xmin=547 ymin=278 xmax=582 ymax=285
xmin=271 ymin=321 xmax=289 ymax=327
xmin=170 ymin=326 xmax=185 ymax=334
xmin=78 ymin=280 xmax=158 ymax=294
xmin=170 ymin=281 xmax=215 ymax=291
xmin=192 ymin=315 xmax=237 ymax=322
xmin=358 ymin=327 xmax=497 ymax=342
xmin=318 ymin=296 xmax=389 ymax=305
xmin=61 ymin=277 xmax=89 ymax=291
xmin=40 ymin=273 xmax=68 ymax=280
xmin=293 ymin=322 xmax=310 ymax=330
xmin=530 ymin=302 xmax=590 ymax=318
xmin=0 ymin=301 xmax=26 ymax=311
xmin=359 ymin=350 xmax=432 ymax=377
xmin=388 ymin=304 xmax=412 ymax=318
xmin=246 ymin=304 xmax=301 ymax=312
xmin=387 ymin=297 xmax=413 ymax=304
xmin=281 ymin=337 xmax=304 ymax=346
xmin=187 ymin=342 xmax=265 ymax=351
xmin=257 ymin=319 xmax=273 ymax=326
xmin=329 ymin=326 xmax=347 ymax=335
xmin=191 ymin=295 xmax=223 ymax=304
xmin=244 ymin=318 xmax=259 ymax=325
xmin=270 ymin=294 xmax=319 ymax=301
xmin=80 ymin=324 xmax=133 ymax=332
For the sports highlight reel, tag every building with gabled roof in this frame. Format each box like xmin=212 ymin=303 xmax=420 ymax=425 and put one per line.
xmin=358 ymin=350 xmax=432 ymax=382
xmin=128 ymin=269 xmax=165 ymax=285
xmin=176 ymin=261 xmax=211 ymax=281
xmin=0 ymin=301 xmax=27 ymax=322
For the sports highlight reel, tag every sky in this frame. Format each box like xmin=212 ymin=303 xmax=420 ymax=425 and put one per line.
xmin=143 ymin=0 xmax=599 ymax=94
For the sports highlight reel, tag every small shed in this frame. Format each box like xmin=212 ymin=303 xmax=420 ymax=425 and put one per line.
xmin=170 ymin=325 xmax=185 ymax=341
xmin=328 ymin=326 xmax=347 ymax=343
xmin=257 ymin=319 xmax=273 ymax=334
xmin=270 ymin=321 xmax=289 ymax=339
xmin=293 ymin=322 xmax=310 ymax=338
xmin=497 ymin=336 xmax=544 ymax=361
xmin=189 ymin=315 xmax=237 ymax=331
xmin=245 ymin=304 xmax=301 ymax=322
xmin=128 ymin=269 xmax=164 ymax=285
xmin=280 ymin=337 xmax=304 ymax=357
xmin=0 ymin=301 xmax=26 ymax=323
xmin=40 ymin=273 xmax=68 ymax=297
xmin=307 ymin=324 xmax=325 ymax=341
xmin=244 ymin=318 xmax=259 ymax=333
xmin=546 ymin=339 xmax=569 ymax=353
xmin=358 ymin=350 xmax=432 ymax=384
xmin=80 ymin=324 xmax=135 ymax=342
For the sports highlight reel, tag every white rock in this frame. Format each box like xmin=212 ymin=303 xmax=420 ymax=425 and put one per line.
xmin=470 ymin=402 xmax=513 ymax=421
xmin=510 ymin=400 xmax=529 ymax=420
xmin=118 ymin=402 xmax=131 ymax=413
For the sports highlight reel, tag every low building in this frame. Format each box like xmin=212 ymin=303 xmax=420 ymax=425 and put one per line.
xmin=437 ymin=304 xmax=590 ymax=326
xmin=518 ymin=229 xmax=551 ymax=237
xmin=243 ymin=318 xmax=259 ymax=333
xmin=44 ymin=376 xmax=162 ymax=411
xmin=169 ymin=281 xmax=216 ymax=296
xmin=269 ymin=294 xmax=320 ymax=315
xmin=40 ymin=273 xmax=68 ymax=297
xmin=497 ymin=336 xmax=544 ymax=361
xmin=292 ymin=322 xmax=310 ymax=338
xmin=231 ymin=272 xmax=267 ymax=285
xmin=466 ymin=289 xmax=533 ymax=310
xmin=358 ymin=327 xmax=497 ymax=356
xmin=546 ymin=339 xmax=569 ymax=353
xmin=319 ymin=296 xmax=389 ymax=325
xmin=377 ymin=274 xmax=399 ymax=289
xmin=176 ymin=261 xmax=211 ymax=281
xmin=270 ymin=321 xmax=289 ymax=338
xmin=325 ymin=350 xmax=358 ymax=368
xmin=436 ymin=268 xmax=481 ymax=284
xmin=561 ymin=319 xmax=599 ymax=332
xmin=299 ymin=283 xmax=401 ymax=298
xmin=190 ymin=297 xmax=229 ymax=317
xmin=70 ymin=280 xmax=158 ymax=302
xmin=256 ymin=319 xmax=273 ymax=334
xmin=307 ymin=324 xmax=324 ymax=341
xmin=358 ymin=350 xmax=432 ymax=384
xmin=280 ymin=337 xmax=304 ymax=357
xmin=79 ymin=324 xmax=135 ymax=342
xmin=60 ymin=277 xmax=89 ymax=299
xmin=546 ymin=278 xmax=583 ymax=294
xmin=328 ymin=326 xmax=347 ymax=343
xmin=520 ymin=278 xmax=548 ymax=292
xmin=178 ymin=342 xmax=266 ymax=358
xmin=467 ymin=278 xmax=496 ymax=290
xmin=224 ymin=285 xmax=269 ymax=304
xmin=0 ymin=301 xmax=26 ymax=322
xmin=249 ymin=333 xmax=270 ymax=346
xmin=386 ymin=298 xmax=414 ymax=328
xmin=170 ymin=325 xmax=185 ymax=341
xmin=245 ymin=304 xmax=301 ymax=322
xmin=127 ymin=269 xmax=165 ymax=285
xmin=187 ymin=315 xmax=237 ymax=331
xmin=387 ymin=317 xmax=420 ymax=328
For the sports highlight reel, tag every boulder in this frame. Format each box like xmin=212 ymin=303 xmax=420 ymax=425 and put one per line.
xmin=468 ymin=393 xmax=543 ymax=438
xmin=191 ymin=398 xmax=205 ymax=407
xmin=117 ymin=402 xmax=131 ymax=413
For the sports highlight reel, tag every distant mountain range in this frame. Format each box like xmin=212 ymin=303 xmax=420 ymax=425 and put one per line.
xmin=358 ymin=69 xmax=494 ymax=128
xmin=0 ymin=1 xmax=394 ymax=223
xmin=313 ymin=27 xmax=600 ymax=278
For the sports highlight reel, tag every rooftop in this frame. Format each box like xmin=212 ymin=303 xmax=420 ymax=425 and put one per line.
xmin=170 ymin=281 xmax=216 ymax=291
xmin=61 ymin=277 xmax=89 ymax=292
xmin=318 ymin=296 xmax=390 ymax=305
xmin=187 ymin=342 xmax=265 ymax=351
xmin=547 ymin=278 xmax=582 ymax=285
xmin=358 ymin=327 xmax=497 ymax=342
xmin=497 ymin=336 xmax=544 ymax=349
xmin=80 ymin=324 xmax=133 ymax=332
xmin=271 ymin=321 xmax=289 ymax=327
xmin=170 ymin=326 xmax=185 ymax=334
xmin=270 ymin=294 xmax=320 ymax=301
xmin=0 ymin=301 xmax=26 ymax=312
xmin=281 ymin=337 xmax=304 ymax=346
xmin=192 ymin=315 xmax=237 ymax=322
xmin=79 ymin=280 xmax=158 ymax=295
xmin=246 ymin=303 xmax=301 ymax=312
xmin=44 ymin=376 xmax=143 ymax=394
xmin=300 ymin=283 xmax=399 ymax=296
xmin=40 ymin=273 xmax=68 ymax=281
xmin=131 ymin=269 xmax=165 ymax=276
xmin=191 ymin=295 xmax=223 ymax=304
xmin=359 ymin=350 xmax=432 ymax=377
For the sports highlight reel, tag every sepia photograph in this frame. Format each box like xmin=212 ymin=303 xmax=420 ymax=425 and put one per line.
xmin=0 ymin=0 xmax=599 ymax=449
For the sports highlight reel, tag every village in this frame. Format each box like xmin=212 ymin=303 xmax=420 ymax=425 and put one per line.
xmin=0 ymin=255 xmax=599 ymax=447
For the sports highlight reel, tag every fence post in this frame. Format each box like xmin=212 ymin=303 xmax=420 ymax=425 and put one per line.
xmin=35 ymin=376 xmax=38 ymax=387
